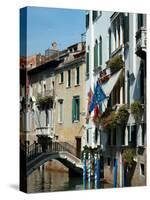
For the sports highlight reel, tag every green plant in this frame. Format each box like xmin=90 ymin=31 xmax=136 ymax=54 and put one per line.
xmin=131 ymin=101 xmax=143 ymax=121
xmin=100 ymin=106 xmax=129 ymax=129
xmin=117 ymin=105 xmax=129 ymax=125
xmin=107 ymin=55 xmax=124 ymax=73
xmin=37 ymin=95 xmax=53 ymax=105
xmin=122 ymin=148 xmax=136 ymax=166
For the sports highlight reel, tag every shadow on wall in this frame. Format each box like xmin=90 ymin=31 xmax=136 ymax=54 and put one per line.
xmin=126 ymin=161 xmax=137 ymax=186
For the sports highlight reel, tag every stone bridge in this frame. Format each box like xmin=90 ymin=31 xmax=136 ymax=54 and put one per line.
xmin=21 ymin=142 xmax=83 ymax=176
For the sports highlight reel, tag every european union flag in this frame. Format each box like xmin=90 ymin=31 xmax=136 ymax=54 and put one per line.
xmin=89 ymin=82 xmax=107 ymax=113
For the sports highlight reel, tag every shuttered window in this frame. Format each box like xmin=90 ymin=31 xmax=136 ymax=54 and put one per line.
xmin=93 ymin=11 xmax=98 ymax=22
xmin=94 ymin=41 xmax=98 ymax=69
xmin=58 ymin=100 xmax=64 ymax=123
xmin=138 ymin=14 xmax=143 ymax=29
xmin=99 ymin=37 xmax=102 ymax=66
xmin=86 ymin=52 xmax=89 ymax=74
xmin=123 ymin=14 xmax=129 ymax=43
xmin=76 ymin=67 xmax=80 ymax=85
xmin=72 ymin=96 xmax=80 ymax=122
xmin=86 ymin=13 xmax=89 ymax=29
xmin=67 ymin=70 xmax=71 ymax=87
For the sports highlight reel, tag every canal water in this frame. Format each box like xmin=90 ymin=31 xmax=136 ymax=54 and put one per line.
xmin=27 ymin=161 xmax=113 ymax=193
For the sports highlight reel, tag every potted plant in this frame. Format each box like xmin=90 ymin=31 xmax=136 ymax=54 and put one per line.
xmin=107 ymin=55 xmax=124 ymax=74
xmin=131 ymin=101 xmax=143 ymax=121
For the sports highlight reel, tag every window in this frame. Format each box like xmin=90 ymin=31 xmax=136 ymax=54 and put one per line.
xmin=60 ymin=72 xmax=64 ymax=83
xmin=58 ymin=99 xmax=64 ymax=123
xmin=122 ymin=127 xmax=125 ymax=145
xmin=140 ymin=163 xmax=145 ymax=176
xmin=67 ymin=70 xmax=71 ymax=87
xmin=87 ymin=129 xmax=89 ymax=143
xmin=86 ymin=52 xmax=89 ymax=75
xmin=95 ymin=128 xmax=98 ymax=143
xmin=72 ymin=96 xmax=80 ymax=122
xmin=46 ymin=109 xmax=49 ymax=126
xmin=99 ymin=37 xmax=102 ymax=66
xmin=107 ymin=157 xmax=111 ymax=166
xmin=93 ymin=11 xmax=98 ymax=21
xmin=127 ymin=70 xmax=130 ymax=104
xmin=141 ymin=123 xmax=146 ymax=145
xmin=113 ymin=128 xmax=116 ymax=145
xmin=123 ymin=14 xmax=129 ymax=43
xmin=140 ymin=64 xmax=144 ymax=103
xmin=118 ymin=23 xmax=120 ymax=47
xmin=94 ymin=40 xmax=98 ymax=69
xmin=75 ymin=67 xmax=80 ymax=85
xmin=86 ymin=13 xmax=89 ymax=29
xmin=109 ymin=30 xmax=111 ymax=58
xmin=129 ymin=125 xmax=137 ymax=147
xmin=138 ymin=14 xmax=143 ymax=29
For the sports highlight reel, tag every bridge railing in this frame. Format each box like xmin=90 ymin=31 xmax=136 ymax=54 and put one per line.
xmin=22 ymin=141 xmax=81 ymax=162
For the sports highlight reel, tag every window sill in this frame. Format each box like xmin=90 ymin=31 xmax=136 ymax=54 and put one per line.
xmin=58 ymin=122 xmax=63 ymax=124
xmin=59 ymin=82 xmax=64 ymax=85
xmin=73 ymin=120 xmax=79 ymax=123
xmin=74 ymin=84 xmax=80 ymax=87
xmin=66 ymin=86 xmax=71 ymax=89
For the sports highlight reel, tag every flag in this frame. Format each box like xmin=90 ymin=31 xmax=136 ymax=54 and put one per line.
xmin=86 ymin=88 xmax=93 ymax=121
xmin=89 ymin=81 xmax=107 ymax=113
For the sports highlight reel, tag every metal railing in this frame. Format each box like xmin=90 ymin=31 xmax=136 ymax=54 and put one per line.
xmin=37 ymin=89 xmax=54 ymax=98
xmin=21 ymin=141 xmax=81 ymax=162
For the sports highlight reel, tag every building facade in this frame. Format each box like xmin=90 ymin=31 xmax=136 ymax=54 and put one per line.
xmin=85 ymin=11 xmax=146 ymax=186
xmin=55 ymin=42 xmax=86 ymax=157
xmin=20 ymin=42 xmax=86 ymax=158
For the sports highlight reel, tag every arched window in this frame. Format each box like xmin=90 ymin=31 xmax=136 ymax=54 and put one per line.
xmin=99 ymin=36 xmax=102 ymax=66
xmin=94 ymin=40 xmax=98 ymax=69
xmin=108 ymin=29 xmax=111 ymax=58
xmin=86 ymin=46 xmax=89 ymax=75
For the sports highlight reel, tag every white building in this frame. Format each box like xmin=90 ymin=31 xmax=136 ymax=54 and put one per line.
xmin=84 ymin=11 xmax=146 ymax=186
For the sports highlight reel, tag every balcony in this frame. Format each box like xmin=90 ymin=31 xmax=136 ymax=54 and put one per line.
xmin=36 ymin=125 xmax=54 ymax=138
xmin=36 ymin=89 xmax=55 ymax=105
xmin=135 ymin=27 xmax=146 ymax=58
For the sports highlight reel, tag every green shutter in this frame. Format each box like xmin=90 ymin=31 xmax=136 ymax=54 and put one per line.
xmin=72 ymin=98 xmax=75 ymax=122
xmin=78 ymin=97 xmax=80 ymax=121
xmin=99 ymin=38 xmax=102 ymax=65
xmin=94 ymin=43 xmax=98 ymax=69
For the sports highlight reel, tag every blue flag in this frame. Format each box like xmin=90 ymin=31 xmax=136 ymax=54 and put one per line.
xmin=89 ymin=82 xmax=107 ymax=113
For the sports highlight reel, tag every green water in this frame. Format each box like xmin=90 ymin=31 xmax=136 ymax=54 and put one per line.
xmin=27 ymin=167 xmax=113 ymax=193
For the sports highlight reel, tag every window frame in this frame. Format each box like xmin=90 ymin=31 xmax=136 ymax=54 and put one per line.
xmin=72 ymin=96 xmax=80 ymax=122
xmin=59 ymin=72 xmax=64 ymax=84
xmin=58 ymin=99 xmax=64 ymax=123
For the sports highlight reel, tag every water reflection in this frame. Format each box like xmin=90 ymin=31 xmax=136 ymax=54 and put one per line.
xmin=27 ymin=161 xmax=113 ymax=193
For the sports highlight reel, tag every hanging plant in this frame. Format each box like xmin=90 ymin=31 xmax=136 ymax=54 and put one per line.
xmin=131 ymin=101 xmax=143 ymax=121
xmin=117 ymin=105 xmax=129 ymax=125
xmin=107 ymin=55 xmax=124 ymax=74
xmin=100 ymin=106 xmax=129 ymax=129
xmin=100 ymin=111 xmax=118 ymax=129
xmin=37 ymin=95 xmax=54 ymax=105
xmin=122 ymin=148 xmax=136 ymax=167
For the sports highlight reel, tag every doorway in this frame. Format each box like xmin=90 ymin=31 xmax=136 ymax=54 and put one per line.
xmin=76 ymin=137 xmax=81 ymax=158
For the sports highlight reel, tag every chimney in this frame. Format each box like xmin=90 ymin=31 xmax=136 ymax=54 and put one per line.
xmin=51 ymin=42 xmax=57 ymax=50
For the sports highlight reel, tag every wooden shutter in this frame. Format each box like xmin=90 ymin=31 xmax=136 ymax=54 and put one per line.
xmin=72 ymin=98 xmax=75 ymax=122
xmin=99 ymin=38 xmax=102 ymax=65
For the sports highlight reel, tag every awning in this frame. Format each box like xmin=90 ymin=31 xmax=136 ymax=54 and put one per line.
xmin=101 ymin=69 xmax=123 ymax=97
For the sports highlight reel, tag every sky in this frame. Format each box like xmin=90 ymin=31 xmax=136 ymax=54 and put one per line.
xmin=21 ymin=7 xmax=85 ymax=56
